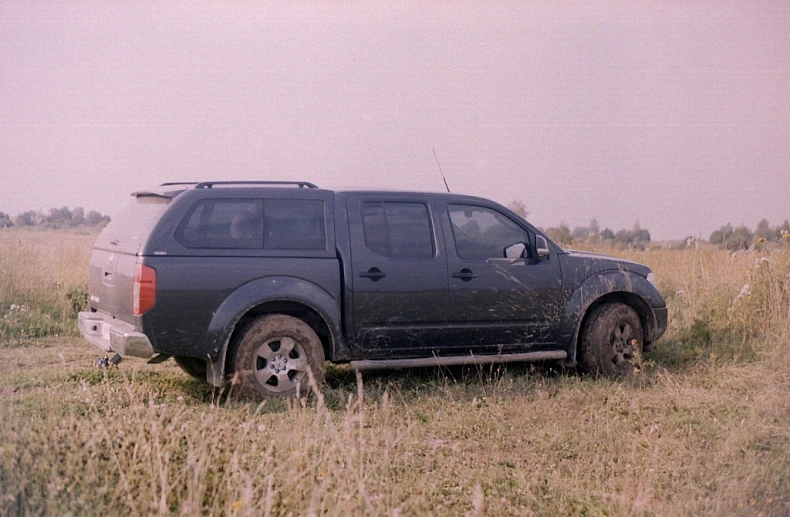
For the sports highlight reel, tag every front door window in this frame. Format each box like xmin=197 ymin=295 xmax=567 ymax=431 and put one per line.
xmin=448 ymin=205 xmax=530 ymax=260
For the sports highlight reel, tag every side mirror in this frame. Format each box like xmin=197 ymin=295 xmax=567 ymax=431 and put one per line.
xmin=504 ymin=242 xmax=527 ymax=260
xmin=536 ymin=235 xmax=550 ymax=260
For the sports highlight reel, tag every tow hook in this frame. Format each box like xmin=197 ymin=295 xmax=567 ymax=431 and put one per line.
xmin=94 ymin=353 xmax=123 ymax=368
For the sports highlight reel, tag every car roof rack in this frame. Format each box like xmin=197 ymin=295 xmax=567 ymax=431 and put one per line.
xmin=159 ymin=181 xmax=319 ymax=189
xmin=192 ymin=181 xmax=318 ymax=189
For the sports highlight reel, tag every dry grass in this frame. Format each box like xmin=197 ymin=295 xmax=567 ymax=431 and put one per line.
xmin=0 ymin=229 xmax=94 ymax=338
xmin=1 ymin=230 xmax=789 ymax=516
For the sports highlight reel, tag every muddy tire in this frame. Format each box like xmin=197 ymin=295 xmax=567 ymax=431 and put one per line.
xmin=579 ymin=303 xmax=643 ymax=378
xmin=173 ymin=356 xmax=208 ymax=380
xmin=229 ymin=314 xmax=325 ymax=400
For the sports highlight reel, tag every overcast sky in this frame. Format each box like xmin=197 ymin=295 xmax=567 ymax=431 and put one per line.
xmin=2 ymin=1 xmax=788 ymax=240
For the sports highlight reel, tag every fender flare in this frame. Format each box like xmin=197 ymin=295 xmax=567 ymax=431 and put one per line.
xmin=556 ymin=270 xmax=662 ymax=366
xmin=203 ymin=276 xmax=343 ymax=386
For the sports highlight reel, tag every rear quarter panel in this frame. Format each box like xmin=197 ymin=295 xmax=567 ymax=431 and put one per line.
xmin=141 ymin=256 xmax=342 ymax=359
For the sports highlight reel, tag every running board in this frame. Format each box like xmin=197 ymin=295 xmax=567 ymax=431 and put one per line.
xmin=350 ymin=350 xmax=567 ymax=371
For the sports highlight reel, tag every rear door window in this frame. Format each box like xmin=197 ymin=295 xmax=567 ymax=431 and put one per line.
xmin=361 ymin=202 xmax=434 ymax=259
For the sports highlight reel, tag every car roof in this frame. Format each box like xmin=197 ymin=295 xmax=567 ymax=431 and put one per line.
xmin=149 ymin=182 xmax=494 ymax=204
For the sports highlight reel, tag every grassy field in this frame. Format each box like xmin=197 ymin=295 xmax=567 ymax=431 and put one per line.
xmin=1 ymin=228 xmax=789 ymax=516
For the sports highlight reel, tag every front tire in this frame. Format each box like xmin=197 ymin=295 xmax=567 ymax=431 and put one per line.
xmin=579 ymin=303 xmax=643 ymax=377
xmin=229 ymin=314 xmax=325 ymax=399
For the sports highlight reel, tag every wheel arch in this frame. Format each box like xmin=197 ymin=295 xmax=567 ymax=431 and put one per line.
xmin=228 ymin=300 xmax=334 ymax=365
xmin=201 ymin=276 xmax=345 ymax=386
xmin=576 ymin=291 xmax=656 ymax=355
xmin=558 ymin=271 xmax=659 ymax=366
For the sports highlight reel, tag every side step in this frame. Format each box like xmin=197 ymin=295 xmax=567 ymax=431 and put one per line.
xmin=350 ymin=350 xmax=567 ymax=371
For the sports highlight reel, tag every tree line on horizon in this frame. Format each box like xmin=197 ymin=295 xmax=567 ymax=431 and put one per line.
xmin=0 ymin=206 xmax=111 ymax=230
xmin=507 ymin=200 xmax=653 ymax=249
xmin=543 ymin=219 xmax=653 ymax=249
xmin=708 ymin=219 xmax=790 ymax=250
xmin=506 ymin=200 xmax=789 ymax=250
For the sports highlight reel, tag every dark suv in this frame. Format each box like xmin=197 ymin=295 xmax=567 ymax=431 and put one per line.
xmin=79 ymin=181 xmax=667 ymax=399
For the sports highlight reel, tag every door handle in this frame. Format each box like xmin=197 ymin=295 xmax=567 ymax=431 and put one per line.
xmin=360 ymin=267 xmax=386 ymax=280
xmin=452 ymin=268 xmax=477 ymax=281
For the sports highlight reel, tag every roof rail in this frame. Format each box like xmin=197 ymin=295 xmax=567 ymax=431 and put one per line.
xmin=160 ymin=182 xmax=199 ymax=186
xmin=193 ymin=181 xmax=318 ymax=189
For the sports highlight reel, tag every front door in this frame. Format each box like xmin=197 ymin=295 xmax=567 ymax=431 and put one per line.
xmin=441 ymin=203 xmax=563 ymax=350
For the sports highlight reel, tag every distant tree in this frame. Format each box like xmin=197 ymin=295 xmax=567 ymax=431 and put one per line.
xmin=71 ymin=206 xmax=85 ymax=226
xmin=589 ymin=218 xmax=600 ymax=237
xmin=571 ymin=226 xmax=591 ymax=243
xmin=0 ymin=211 xmax=13 ymax=228
xmin=755 ymin=218 xmax=773 ymax=241
xmin=15 ymin=211 xmax=36 ymax=227
xmin=48 ymin=206 xmax=73 ymax=229
xmin=631 ymin=220 xmax=651 ymax=244
xmin=600 ymin=220 xmax=652 ymax=249
xmin=614 ymin=229 xmax=632 ymax=245
xmin=507 ymin=200 xmax=529 ymax=219
xmin=8 ymin=206 xmax=110 ymax=230
xmin=709 ymin=223 xmax=733 ymax=246
xmin=725 ymin=225 xmax=753 ymax=250
xmin=86 ymin=210 xmax=104 ymax=226
xmin=546 ymin=222 xmax=573 ymax=245
xmin=71 ymin=207 xmax=85 ymax=226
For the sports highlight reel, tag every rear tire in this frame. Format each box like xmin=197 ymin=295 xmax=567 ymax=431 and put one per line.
xmin=174 ymin=355 xmax=208 ymax=380
xmin=579 ymin=303 xmax=643 ymax=377
xmin=229 ymin=314 xmax=325 ymax=400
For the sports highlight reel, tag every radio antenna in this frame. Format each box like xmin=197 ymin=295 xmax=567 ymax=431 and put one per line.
xmin=432 ymin=148 xmax=451 ymax=193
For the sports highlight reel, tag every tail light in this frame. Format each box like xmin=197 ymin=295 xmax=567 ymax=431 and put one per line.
xmin=133 ymin=263 xmax=156 ymax=315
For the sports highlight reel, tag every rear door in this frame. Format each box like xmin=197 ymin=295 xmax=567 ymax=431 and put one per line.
xmin=347 ymin=194 xmax=449 ymax=354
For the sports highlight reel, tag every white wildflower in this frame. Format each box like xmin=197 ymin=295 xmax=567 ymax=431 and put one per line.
xmin=736 ymin=283 xmax=751 ymax=300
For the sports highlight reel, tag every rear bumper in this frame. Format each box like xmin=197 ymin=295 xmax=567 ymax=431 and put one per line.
xmin=78 ymin=311 xmax=154 ymax=358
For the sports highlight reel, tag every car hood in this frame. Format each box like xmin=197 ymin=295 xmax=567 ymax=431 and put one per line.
xmin=560 ymin=249 xmax=652 ymax=278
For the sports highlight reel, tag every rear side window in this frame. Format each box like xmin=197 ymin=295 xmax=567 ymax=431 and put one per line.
xmin=264 ymin=199 xmax=326 ymax=250
xmin=177 ymin=200 xmax=263 ymax=249
xmin=176 ymin=199 xmax=326 ymax=250
xmin=361 ymin=202 xmax=434 ymax=259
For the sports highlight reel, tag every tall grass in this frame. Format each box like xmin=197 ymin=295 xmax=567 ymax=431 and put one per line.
xmin=1 ymin=231 xmax=789 ymax=515
xmin=1 ymin=344 xmax=788 ymax=516
xmin=0 ymin=230 xmax=94 ymax=339
xmin=597 ymin=243 xmax=790 ymax=365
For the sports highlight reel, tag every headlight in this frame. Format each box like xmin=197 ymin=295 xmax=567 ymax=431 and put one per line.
xmin=647 ymin=271 xmax=657 ymax=288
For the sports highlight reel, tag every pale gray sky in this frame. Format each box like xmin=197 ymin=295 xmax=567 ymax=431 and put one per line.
xmin=2 ymin=1 xmax=788 ymax=240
